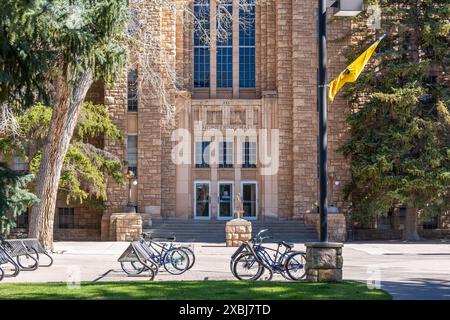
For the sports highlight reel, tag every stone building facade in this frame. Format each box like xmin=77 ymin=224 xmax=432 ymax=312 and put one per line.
xmin=7 ymin=1 xmax=449 ymax=242
xmin=95 ymin=0 xmax=353 ymax=241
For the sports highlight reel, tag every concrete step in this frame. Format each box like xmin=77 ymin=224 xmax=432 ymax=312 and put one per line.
xmin=145 ymin=218 xmax=319 ymax=243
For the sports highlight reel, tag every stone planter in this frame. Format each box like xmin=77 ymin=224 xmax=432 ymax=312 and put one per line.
xmin=225 ymin=219 xmax=252 ymax=247
xmin=109 ymin=213 xmax=143 ymax=241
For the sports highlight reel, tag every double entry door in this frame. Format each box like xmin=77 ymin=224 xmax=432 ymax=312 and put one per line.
xmin=194 ymin=181 xmax=258 ymax=220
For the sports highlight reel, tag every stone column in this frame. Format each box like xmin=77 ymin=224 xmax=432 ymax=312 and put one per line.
xmin=305 ymin=242 xmax=343 ymax=282
xmin=261 ymin=91 xmax=278 ymax=220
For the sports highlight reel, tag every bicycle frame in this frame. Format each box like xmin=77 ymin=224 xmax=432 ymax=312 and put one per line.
xmin=253 ymin=243 xmax=293 ymax=274
xmin=231 ymin=229 xmax=305 ymax=280
xmin=145 ymin=240 xmax=176 ymax=267
xmin=231 ymin=240 xmax=274 ymax=280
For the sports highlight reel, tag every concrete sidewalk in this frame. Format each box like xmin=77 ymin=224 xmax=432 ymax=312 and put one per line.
xmin=2 ymin=240 xmax=450 ymax=300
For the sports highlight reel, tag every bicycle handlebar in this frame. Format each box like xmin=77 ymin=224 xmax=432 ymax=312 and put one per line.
xmin=252 ymin=230 xmax=270 ymax=244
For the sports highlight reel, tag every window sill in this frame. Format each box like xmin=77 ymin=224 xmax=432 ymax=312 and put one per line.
xmin=219 ymin=165 xmax=234 ymax=169
xmin=195 ymin=165 xmax=211 ymax=169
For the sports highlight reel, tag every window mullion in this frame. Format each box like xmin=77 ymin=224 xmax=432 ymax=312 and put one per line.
xmin=232 ymin=0 xmax=240 ymax=98
xmin=210 ymin=0 xmax=217 ymax=97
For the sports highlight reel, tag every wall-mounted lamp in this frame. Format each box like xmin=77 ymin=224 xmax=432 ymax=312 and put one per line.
xmin=330 ymin=0 xmax=364 ymax=17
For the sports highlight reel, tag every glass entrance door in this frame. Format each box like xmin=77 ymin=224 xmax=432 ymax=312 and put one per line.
xmin=194 ymin=182 xmax=210 ymax=219
xmin=218 ymin=182 xmax=233 ymax=220
xmin=242 ymin=182 xmax=257 ymax=219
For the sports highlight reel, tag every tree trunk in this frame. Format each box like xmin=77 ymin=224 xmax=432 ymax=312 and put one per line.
xmin=28 ymin=69 xmax=93 ymax=249
xmin=403 ymin=206 xmax=420 ymax=241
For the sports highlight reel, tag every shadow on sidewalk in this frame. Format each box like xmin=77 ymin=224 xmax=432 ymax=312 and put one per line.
xmin=382 ymin=278 xmax=450 ymax=300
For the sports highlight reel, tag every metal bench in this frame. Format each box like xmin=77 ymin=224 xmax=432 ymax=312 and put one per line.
xmin=0 ymin=244 xmax=20 ymax=281
xmin=3 ymin=239 xmax=39 ymax=271
xmin=118 ymin=241 xmax=157 ymax=280
xmin=20 ymin=238 xmax=53 ymax=267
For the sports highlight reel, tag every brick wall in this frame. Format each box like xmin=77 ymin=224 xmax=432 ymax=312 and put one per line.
xmin=46 ymin=1 xmax=450 ymax=242
xmin=275 ymin=0 xmax=294 ymax=219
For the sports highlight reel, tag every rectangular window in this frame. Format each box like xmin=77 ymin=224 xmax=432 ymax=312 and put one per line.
xmin=12 ymin=155 xmax=28 ymax=172
xmin=217 ymin=1 xmax=233 ymax=88
xmin=239 ymin=0 xmax=256 ymax=88
xmin=127 ymin=70 xmax=138 ymax=112
xmin=16 ymin=209 xmax=29 ymax=228
xmin=127 ymin=8 xmax=140 ymax=37
xmin=242 ymin=182 xmax=257 ymax=218
xmin=423 ymin=216 xmax=439 ymax=230
xmin=195 ymin=182 xmax=210 ymax=218
xmin=242 ymin=139 xmax=257 ymax=168
xmin=58 ymin=208 xmax=75 ymax=229
xmin=219 ymin=141 xmax=233 ymax=168
xmin=194 ymin=0 xmax=211 ymax=88
xmin=127 ymin=136 xmax=138 ymax=176
xmin=195 ymin=141 xmax=210 ymax=168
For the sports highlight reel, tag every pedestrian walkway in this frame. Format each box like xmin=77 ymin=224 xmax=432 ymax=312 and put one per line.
xmin=2 ymin=241 xmax=449 ymax=300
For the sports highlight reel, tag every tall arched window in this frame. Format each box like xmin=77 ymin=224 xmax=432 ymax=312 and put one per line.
xmin=194 ymin=0 xmax=211 ymax=88
xmin=239 ymin=0 xmax=255 ymax=88
xmin=217 ymin=0 xmax=233 ymax=88
xmin=193 ymin=0 xmax=256 ymax=93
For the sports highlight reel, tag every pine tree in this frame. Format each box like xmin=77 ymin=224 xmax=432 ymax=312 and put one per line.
xmin=0 ymin=0 xmax=128 ymax=248
xmin=0 ymin=163 xmax=39 ymax=240
xmin=340 ymin=0 xmax=450 ymax=240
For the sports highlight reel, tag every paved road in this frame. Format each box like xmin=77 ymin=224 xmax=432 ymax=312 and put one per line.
xmin=2 ymin=240 xmax=449 ymax=300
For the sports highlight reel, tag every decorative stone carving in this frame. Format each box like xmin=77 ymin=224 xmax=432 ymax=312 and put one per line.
xmin=234 ymin=193 xmax=244 ymax=219
xmin=207 ymin=110 xmax=223 ymax=125
xmin=230 ymin=110 xmax=246 ymax=125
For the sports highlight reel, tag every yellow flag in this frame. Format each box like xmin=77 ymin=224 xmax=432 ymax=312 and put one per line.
xmin=328 ymin=35 xmax=386 ymax=102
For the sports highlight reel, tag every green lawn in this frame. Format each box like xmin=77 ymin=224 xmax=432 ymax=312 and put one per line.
xmin=0 ymin=281 xmax=391 ymax=300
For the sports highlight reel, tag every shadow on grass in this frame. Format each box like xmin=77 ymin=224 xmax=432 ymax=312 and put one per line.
xmin=0 ymin=280 xmax=391 ymax=300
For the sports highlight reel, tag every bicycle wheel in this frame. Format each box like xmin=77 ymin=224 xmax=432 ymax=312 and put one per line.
xmin=163 ymin=249 xmax=190 ymax=275
xmin=285 ymin=252 xmax=306 ymax=281
xmin=17 ymin=248 xmax=39 ymax=271
xmin=232 ymin=253 xmax=264 ymax=281
xmin=178 ymin=246 xmax=195 ymax=270
xmin=120 ymin=261 xmax=146 ymax=275
xmin=0 ymin=267 xmax=4 ymax=281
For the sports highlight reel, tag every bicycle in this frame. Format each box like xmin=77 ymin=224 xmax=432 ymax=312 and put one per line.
xmin=230 ymin=229 xmax=306 ymax=281
xmin=120 ymin=234 xmax=192 ymax=276
xmin=143 ymin=234 xmax=196 ymax=271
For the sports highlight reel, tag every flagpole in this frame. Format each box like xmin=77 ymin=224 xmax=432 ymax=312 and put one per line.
xmin=318 ymin=0 xmax=328 ymax=243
